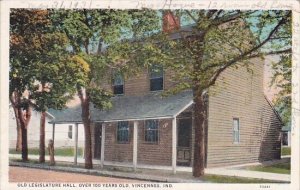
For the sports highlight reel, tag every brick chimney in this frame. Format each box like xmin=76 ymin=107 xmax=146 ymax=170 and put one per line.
xmin=162 ymin=11 xmax=180 ymax=33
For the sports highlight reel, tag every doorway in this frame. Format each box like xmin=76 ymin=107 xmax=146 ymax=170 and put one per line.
xmin=177 ymin=118 xmax=192 ymax=166
xmin=94 ymin=123 xmax=102 ymax=159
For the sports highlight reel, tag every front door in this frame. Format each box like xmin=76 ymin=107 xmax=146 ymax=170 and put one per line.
xmin=177 ymin=118 xmax=192 ymax=166
xmin=94 ymin=124 xmax=102 ymax=159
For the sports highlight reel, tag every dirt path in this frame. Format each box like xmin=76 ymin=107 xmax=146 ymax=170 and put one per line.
xmin=9 ymin=166 xmax=146 ymax=183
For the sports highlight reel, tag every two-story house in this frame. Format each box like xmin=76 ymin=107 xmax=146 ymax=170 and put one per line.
xmin=48 ymin=13 xmax=283 ymax=173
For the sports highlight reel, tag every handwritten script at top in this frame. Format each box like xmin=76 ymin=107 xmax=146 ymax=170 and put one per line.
xmin=26 ymin=0 xmax=298 ymax=10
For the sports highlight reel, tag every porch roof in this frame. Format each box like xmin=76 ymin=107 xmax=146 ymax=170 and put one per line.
xmin=48 ymin=90 xmax=193 ymax=124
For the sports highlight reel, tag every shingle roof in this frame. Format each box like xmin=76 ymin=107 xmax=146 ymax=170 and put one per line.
xmin=48 ymin=90 xmax=193 ymax=124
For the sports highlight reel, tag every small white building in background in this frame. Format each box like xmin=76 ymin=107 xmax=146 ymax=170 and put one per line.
xmin=9 ymin=105 xmax=85 ymax=150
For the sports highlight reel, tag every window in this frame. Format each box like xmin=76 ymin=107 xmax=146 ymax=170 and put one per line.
xmin=233 ymin=118 xmax=240 ymax=143
xmin=68 ymin=125 xmax=72 ymax=139
xmin=149 ymin=65 xmax=163 ymax=91
xmin=112 ymin=72 xmax=124 ymax=95
xmin=282 ymin=132 xmax=288 ymax=146
xmin=117 ymin=121 xmax=129 ymax=143
xmin=145 ymin=120 xmax=159 ymax=143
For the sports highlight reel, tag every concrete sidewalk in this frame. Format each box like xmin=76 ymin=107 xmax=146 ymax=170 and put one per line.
xmin=10 ymin=154 xmax=290 ymax=183
xmin=9 ymin=161 xmax=202 ymax=183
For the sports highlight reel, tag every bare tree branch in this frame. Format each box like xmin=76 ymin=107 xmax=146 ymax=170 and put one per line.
xmin=246 ymin=48 xmax=292 ymax=59
xmin=185 ymin=10 xmax=198 ymax=23
xmin=206 ymin=12 xmax=291 ymax=88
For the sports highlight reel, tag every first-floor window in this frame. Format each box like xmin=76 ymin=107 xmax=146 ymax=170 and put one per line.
xmin=68 ymin=125 xmax=72 ymax=139
xmin=282 ymin=132 xmax=288 ymax=146
xmin=117 ymin=121 xmax=129 ymax=143
xmin=145 ymin=120 xmax=159 ymax=143
xmin=233 ymin=118 xmax=240 ymax=143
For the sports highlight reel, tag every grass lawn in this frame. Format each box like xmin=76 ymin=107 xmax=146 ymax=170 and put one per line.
xmin=9 ymin=147 xmax=83 ymax=157
xmin=282 ymin=147 xmax=291 ymax=156
xmin=202 ymin=174 xmax=283 ymax=183
xmin=247 ymin=162 xmax=290 ymax=174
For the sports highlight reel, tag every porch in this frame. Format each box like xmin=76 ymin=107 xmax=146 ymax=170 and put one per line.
xmin=49 ymin=91 xmax=194 ymax=174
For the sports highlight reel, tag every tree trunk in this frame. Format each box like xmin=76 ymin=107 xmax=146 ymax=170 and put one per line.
xmin=78 ymin=88 xmax=93 ymax=169
xmin=20 ymin=122 xmax=28 ymax=161
xmin=13 ymin=107 xmax=22 ymax=152
xmin=39 ymin=111 xmax=46 ymax=163
xmin=18 ymin=106 xmax=28 ymax=161
xmin=17 ymin=105 xmax=32 ymax=162
xmin=192 ymin=91 xmax=206 ymax=177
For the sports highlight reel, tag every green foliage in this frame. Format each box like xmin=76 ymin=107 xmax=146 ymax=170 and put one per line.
xmin=137 ymin=10 xmax=292 ymax=99
xmin=10 ymin=9 xmax=87 ymax=112
xmin=271 ymin=54 xmax=291 ymax=126
xmin=88 ymin=87 xmax=113 ymax=110
xmin=51 ymin=9 xmax=161 ymax=107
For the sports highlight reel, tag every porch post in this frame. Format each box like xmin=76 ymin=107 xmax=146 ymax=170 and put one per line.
xmin=52 ymin=123 xmax=55 ymax=141
xmin=172 ymin=117 xmax=177 ymax=174
xmin=133 ymin=121 xmax=138 ymax=172
xmin=101 ymin=123 xmax=105 ymax=168
xmin=74 ymin=123 xmax=78 ymax=165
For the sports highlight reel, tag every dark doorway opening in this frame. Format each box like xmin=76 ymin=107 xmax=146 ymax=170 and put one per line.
xmin=177 ymin=118 xmax=192 ymax=166
xmin=94 ymin=123 xmax=102 ymax=159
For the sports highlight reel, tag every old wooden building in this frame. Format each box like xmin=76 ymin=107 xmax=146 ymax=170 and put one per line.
xmin=48 ymin=12 xmax=283 ymax=173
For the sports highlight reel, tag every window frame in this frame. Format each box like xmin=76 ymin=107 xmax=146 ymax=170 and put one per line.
xmin=116 ymin=121 xmax=130 ymax=144
xmin=112 ymin=71 xmax=125 ymax=95
xmin=144 ymin=119 xmax=160 ymax=144
xmin=233 ymin=118 xmax=240 ymax=144
xmin=149 ymin=65 xmax=164 ymax=92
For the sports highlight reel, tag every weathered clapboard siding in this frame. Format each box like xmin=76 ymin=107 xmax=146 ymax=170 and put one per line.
xmin=207 ymin=57 xmax=282 ymax=168
xmin=101 ymin=68 xmax=176 ymax=96
xmin=104 ymin=122 xmax=134 ymax=162
xmin=136 ymin=119 xmax=173 ymax=166
xmin=90 ymin=56 xmax=282 ymax=168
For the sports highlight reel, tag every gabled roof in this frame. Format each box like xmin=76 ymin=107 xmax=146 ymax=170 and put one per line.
xmin=48 ymin=90 xmax=193 ymax=124
xmin=264 ymin=95 xmax=284 ymax=126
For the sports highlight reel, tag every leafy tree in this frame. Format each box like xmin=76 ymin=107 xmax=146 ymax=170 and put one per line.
xmin=10 ymin=9 xmax=87 ymax=162
xmin=52 ymin=9 xmax=160 ymax=169
xmin=271 ymin=54 xmax=291 ymax=127
xmin=136 ymin=10 xmax=291 ymax=177
xmin=10 ymin=9 xmax=51 ymax=160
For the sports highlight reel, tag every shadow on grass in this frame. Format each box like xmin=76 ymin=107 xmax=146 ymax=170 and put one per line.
xmin=247 ymin=162 xmax=290 ymax=174
xmin=9 ymin=147 xmax=83 ymax=157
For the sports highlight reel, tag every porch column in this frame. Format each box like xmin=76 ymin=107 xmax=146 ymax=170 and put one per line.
xmin=101 ymin=123 xmax=105 ymax=168
xmin=133 ymin=121 xmax=138 ymax=172
xmin=172 ymin=117 xmax=177 ymax=174
xmin=74 ymin=123 xmax=79 ymax=165
xmin=52 ymin=123 xmax=55 ymax=141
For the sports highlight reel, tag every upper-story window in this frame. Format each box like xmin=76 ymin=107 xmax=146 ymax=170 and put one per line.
xmin=149 ymin=65 xmax=163 ymax=91
xmin=112 ymin=72 xmax=124 ymax=95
